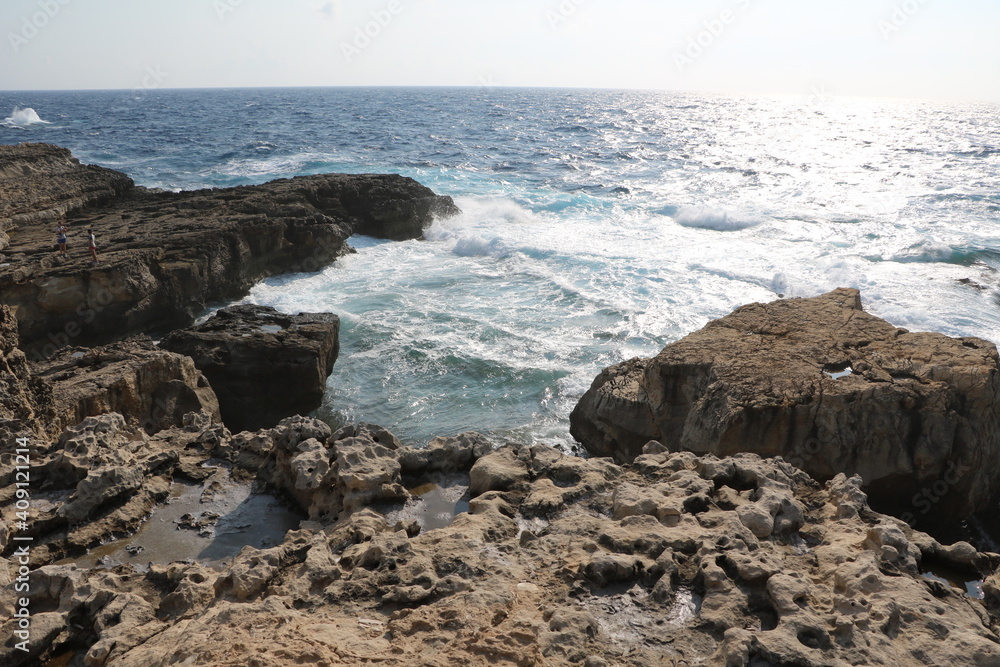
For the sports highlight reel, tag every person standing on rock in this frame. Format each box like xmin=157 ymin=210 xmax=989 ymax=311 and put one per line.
xmin=87 ymin=229 xmax=98 ymax=265
xmin=55 ymin=222 xmax=68 ymax=255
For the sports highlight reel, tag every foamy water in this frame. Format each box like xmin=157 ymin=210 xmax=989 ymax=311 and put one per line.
xmin=2 ymin=87 xmax=998 ymax=447
xmin=2 ymin=106 xmax=50 ymax=127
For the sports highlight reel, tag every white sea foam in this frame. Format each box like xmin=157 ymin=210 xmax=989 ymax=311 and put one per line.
xmin=426 ymin=197 xmax=540 ymax=241
xmin=452 ymin=235 xmax=509 ymax=258
xmin=3 ymin=106 xmax=50 ymax=127
xmin=212 ymin=151 xmax=342 ymax=180
xmin=673 ymin=206 xmax=762 ymax=231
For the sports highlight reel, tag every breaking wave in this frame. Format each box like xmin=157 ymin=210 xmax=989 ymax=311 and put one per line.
xmin=2 ymin=106 xmax=50 ymax=127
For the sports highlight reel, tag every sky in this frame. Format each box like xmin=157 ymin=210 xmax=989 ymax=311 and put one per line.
xmin=0 ymin=0 xmax=998 ymax=103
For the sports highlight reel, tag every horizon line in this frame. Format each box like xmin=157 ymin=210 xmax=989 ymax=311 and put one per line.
xmin=0 ymin=84 xmax=996 ymax=107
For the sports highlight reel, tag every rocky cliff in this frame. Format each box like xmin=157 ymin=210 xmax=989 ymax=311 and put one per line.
xmin=31 ymin=337 xmax=221 ymax=435
xmin=0 ymin=143 xmax=134 ymax=247
xmin=0 ymin=305 xmax=52 ymax=441
xmin=160 ymin=305 xmax=339 ymax=432
xmin=0 ymin=143 xmax=459 ymax=355
xmin=570 ymin=288 xmax=1000 ymax=528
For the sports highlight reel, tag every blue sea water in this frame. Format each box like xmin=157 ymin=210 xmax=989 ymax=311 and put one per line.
xmin=2 ymin=87 xmax=999 ymax=448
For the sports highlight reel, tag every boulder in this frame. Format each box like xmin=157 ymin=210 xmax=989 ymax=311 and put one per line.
xmin=160 ymin=305 xmax=339 ymax=432
xmin=570 ymin=288 xmax=1000 ymax=525
xmin=398 ymin=431 xmax=493 ymax=476
xmin=31 ymin=336 xmax=220 ymax=435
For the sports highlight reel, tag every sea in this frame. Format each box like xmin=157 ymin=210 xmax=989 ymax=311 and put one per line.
xmin=2 ymin=87 xmax=999 ymax=453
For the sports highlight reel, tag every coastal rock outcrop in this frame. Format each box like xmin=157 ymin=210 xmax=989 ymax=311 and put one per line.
xmin=4 ymin=438 xmax=999 ymax=666
xmin=0 ymin=305 xmax=52 ymax=440
xmin=0 ymin=143 xmax=459 ymax=354
xmin=570 ymin=288 xmax=1000 ymax=527
xmin=0 ymin=143 xmax=133 ymax=248
xmin=160 ymin=304 xmax=338 ymax=432
xmin=0 ymin=410 xmax=229 ymax=564
xmin=31 ymin=336 xmax=220 ymax=435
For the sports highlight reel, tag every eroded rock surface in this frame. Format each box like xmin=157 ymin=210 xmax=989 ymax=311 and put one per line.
xmin=0 ymin=411 xmax=229 ymax=564
xmin=3 ymin=438 xmax=998 ymax=666
xmin=0 ymin=143 xmax=133 ymax=247
xmin=31 ymin=337 xmax=220 ymax=436
xmin=571 ymin=288 xmax=1000 ymax=524
xmin=0 ymin=143 xmax=459 ymax=354
xmin=160 ymin=305 xmax=338 ymax=432
xmin=0 ymin=305 xmax=52 ymax=441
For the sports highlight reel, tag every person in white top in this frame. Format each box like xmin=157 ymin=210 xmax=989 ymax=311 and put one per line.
xmin=88 ymin=229 xmax=98 ymax=265
xmin=55 ymin=223 xmax=68 ymax=255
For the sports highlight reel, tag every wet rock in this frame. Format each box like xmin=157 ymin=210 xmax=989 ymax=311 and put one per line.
xmin=176 ymin=511 xmax=221 ymax=536
xmin=571 ymin=288 xmax=1000 ymax=525
xmin=160 ymin=305 xmax=338 ymax=432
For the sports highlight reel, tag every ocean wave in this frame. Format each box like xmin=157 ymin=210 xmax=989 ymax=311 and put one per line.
xmin=879 ymin=244 xmax=1000 ymax=268
xmin=2 ymin=106 xmax=50 ymax=127
xmin=673 ymin=206 xmax=762 ymax=231
xmin=426 ymin=197 xmax=539 ymax=240
xmin=452 ymin=235 xmax=510 ymax=258
xmin=689 ymin=263 xmax=791 ymax=295
xmin=209 ymin=151 xmax=349 ymax=181
xmin=954 ymin=146 xmax=1000 ymax=158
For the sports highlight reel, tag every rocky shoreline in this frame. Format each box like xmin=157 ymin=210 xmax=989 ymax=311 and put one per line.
xmin=3 ymin=144 xmax=1000 ymax=666
xmin=570 ymin=288 xmax=1000 ymax=534
xmin=0 ymin=143 xmax=459 ymax=356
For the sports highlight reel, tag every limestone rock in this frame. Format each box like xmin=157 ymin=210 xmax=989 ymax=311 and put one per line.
xmin=31 ymin=336 xmax=220 ymax=435
xmin=334 ymin=436 xmax=407 ymax=514
xmin=0 ymin=142 xmax=133 ymax=234
xmin=5 ymin=445 xmax=1000 ymax=667
xmin=571 ymin=288 xmax=1000 ymax=524
xmin=398 ymin=431 xmax=493 ymax=475
xmin=160 ymin=305 xmax=338 ymax=432
xmin=0 ymin=144 xmax=460 ymax=353
xmin=469 ymin=447 xmax=529 ymax=496
xmin=0 ymin=304 xmax=53 ymax=440
xmin=0 ymin=411 xmax=240 ymax=564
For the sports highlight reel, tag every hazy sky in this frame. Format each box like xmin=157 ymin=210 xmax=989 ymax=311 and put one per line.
xmin=1 ymin=0 xmax=997 ymax=102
